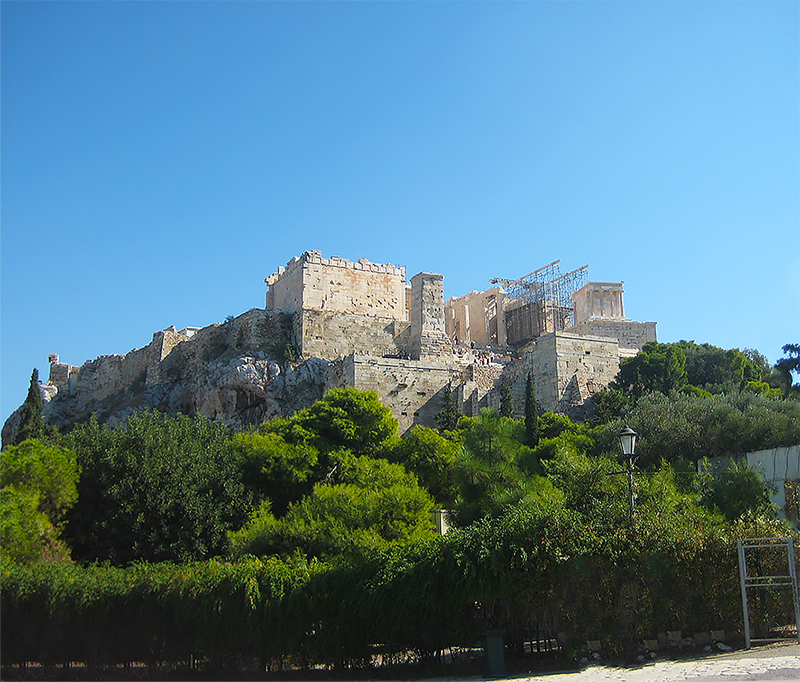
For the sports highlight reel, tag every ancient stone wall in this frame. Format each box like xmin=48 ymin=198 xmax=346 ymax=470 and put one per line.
xmin=409 ymin=272 xmax=451 ymax=361
xmin=537 ymin=331 xmax=620 ymax=418
xmin=266 ymin=251 xmax=407 ymax=319
xmin=493 ymin=331 xmax=620 ymax=420
xmin=569 ymin=319 xmax=656 ymax=353
xmin=457 ymin=362 xmax=506 ymax=417
xmin=332 ymin=354 xmax=462 ymax=434
xmin=295 ymin=310 xmax=411 ymax=360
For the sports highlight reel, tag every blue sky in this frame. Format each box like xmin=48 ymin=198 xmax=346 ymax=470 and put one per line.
xmin=2 ymin=1 xmax=798 ymax=424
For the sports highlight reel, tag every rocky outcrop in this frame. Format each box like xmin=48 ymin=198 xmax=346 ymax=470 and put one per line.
xmin=2 ymin=310 xmax=338 ymax=445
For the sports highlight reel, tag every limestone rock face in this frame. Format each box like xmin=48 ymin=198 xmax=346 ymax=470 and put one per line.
xmin=1 ymin=310 xmax=335 ymax=445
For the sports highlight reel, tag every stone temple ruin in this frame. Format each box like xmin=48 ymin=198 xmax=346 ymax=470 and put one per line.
xmin=5 ymin=250 xmax=656 ymax=443
xmin=260 ymin=250 xmax=655 ymax=430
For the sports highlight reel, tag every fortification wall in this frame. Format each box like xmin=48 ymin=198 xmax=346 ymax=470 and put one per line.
xmin=540 ymin=331 xmax=620 ymax=417
xmin=295 ymin=310 xmax=410 ymax=360
xmin=568 ymin=319 xmax=656 ymax=353
xmin=494 ymin=332 xmax=620 ymax=420
xmin=332 ymin=355 xmax=462 ymax=434
xmin=458 ymin=362 xmax=506 ymax=417
xmin=48 ymin=345 xmax=153 ymax=405
xmin=45 ymin=310 xmax=292 ymax=410
xmin=266 ymin=251 xmax=407 ymax=319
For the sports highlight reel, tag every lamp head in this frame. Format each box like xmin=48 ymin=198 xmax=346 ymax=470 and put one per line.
xmin=617 ymin=426 xmax=637 ymax=458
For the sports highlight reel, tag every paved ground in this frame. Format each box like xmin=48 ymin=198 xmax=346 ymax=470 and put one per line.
xmin=497 ymin=642 xmax=800 ymax=682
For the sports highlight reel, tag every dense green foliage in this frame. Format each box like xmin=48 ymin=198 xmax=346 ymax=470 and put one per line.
xmin=4 ymin=511 xmax=796 ymax=670
xmin=604 ymin=340 xmax=795 ymax=409
xmin=2 ymin=336 xmax=799 ymax=671
xmin=228 ymin=389 xmax=438 ymax=562
xmin=229 ymin=453 xmax=436 ymax=562
xmin=62 ymin=411 xmax=250 ymax=565
xmin=449 ymin=409 xmax=556 ymax=527
xmin=614 ymin=391 xmax=799 ymax=468
xmin=699 ymin=459 xmax=776 ymax=522
xmin=1 ymin=440 xmax=79 ymax=564
xmin=385 ymin=425 xmax=459 ymax=505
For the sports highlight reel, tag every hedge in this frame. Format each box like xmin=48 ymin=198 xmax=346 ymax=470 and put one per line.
xmin=2 ymin=508 xmax=797 ymax=670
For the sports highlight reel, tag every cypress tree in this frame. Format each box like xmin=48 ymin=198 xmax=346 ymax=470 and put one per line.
xmin=15 ymin=369 xmax=47 ymax=445
xmin=499 ymin=381 xmax=514 ymax=418
xmin=436 ymin=383 xmax=461 ymax=432
xmin=524 ymin=371 xmax=540 ymax=447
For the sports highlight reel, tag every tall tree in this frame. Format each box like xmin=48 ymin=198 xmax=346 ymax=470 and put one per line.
xmin=776 ymin=343 xmax=800 ymax=397
xmin=524 ymin=372 xmax=540 ymax=447
xmin=612 ymin=342 xmax=687 ymax=398
xmin=499 ymin=381 xmax=514 ymax=418
xmin=435 ymin=383 xmax=461 ymax=432
xmin=14 ymin=369 xmax=48 ymax=445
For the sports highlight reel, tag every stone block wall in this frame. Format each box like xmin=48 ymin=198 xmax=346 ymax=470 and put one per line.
xmin=409 ymin=272 xmax=451 ymax=361
xmin=492 ymin=331 xmax=620 ymax=420
xmin=457 ymin=363 xmax=506 ymax=417
xmin=333 ymin=355 xmax=462 ymax=434
xmin=568 ymin=319 xmax=656 ymax=353
xmin=266 ymin=251 xmax=407 ymax=319
xmin=295 ymin=310 xmax=410 ymax=360
xmin=541 ymin=331 xmax=620 ymax=417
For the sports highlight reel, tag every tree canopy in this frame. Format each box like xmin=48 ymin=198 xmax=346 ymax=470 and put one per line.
xmin=1 ymin=439 xmax=79 ymax=564
xmin=62 ymin=411 xmax=250 ymax=565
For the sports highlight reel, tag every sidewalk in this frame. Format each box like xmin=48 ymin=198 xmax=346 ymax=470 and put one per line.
xmin=501 ymin=642 xmax=800 ymax=682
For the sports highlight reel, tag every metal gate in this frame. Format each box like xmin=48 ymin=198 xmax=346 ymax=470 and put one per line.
xmin=737 ymin=537 xmax=800 ymax=649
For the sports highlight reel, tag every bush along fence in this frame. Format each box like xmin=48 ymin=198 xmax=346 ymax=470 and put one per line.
xmin=3 ymin=507 xmax=798 ymax=671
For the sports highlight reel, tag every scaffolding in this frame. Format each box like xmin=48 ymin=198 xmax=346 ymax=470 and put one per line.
xmin=491 ymin=261 xmax=589 ymax=345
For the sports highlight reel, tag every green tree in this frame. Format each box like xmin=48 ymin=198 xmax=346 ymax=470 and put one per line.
xmin=230 ymin=431 xmax=319 ymax=516
xmin=386 ymin=425 xmax=459 ymax=505
xmin=229 ymin=454 xmax=436 ymax=562
xmin=63 ymin=411 xmax=251 ymax=565
xmin=499 ymin=381 xmax=514 ymax=418
xmin=450 ymin=408 xmax=554 ymax=526
xmin=1 ymin=439 xmax=79 ymax=563
xmin=676 ymin=341 xmax=766 ymax=394
xmin=698 ymin=459 xmax=776 ymax=521
xmin=606 ymin=391 xmax=800 ymax=469
xmin=776 ymin=343 xmax=800 ymax=398
xmin=14 ymin=369 xmax=52 ymax=445
xmin=266 ymin=388 xmax=398 ymax=457
xmin=612 ymin=342 xmax=687 ymax=398
xmin=524 ymin=372 xmax=540 ymax=447
xmin=435 ymin=383 xmax=461 ymax=432
xmin=589 ymin=388 xmax=629 ymax=425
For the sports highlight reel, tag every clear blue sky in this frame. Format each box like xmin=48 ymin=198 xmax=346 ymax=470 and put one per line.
xmin=2 ymin=1 xmax=798 ymax=424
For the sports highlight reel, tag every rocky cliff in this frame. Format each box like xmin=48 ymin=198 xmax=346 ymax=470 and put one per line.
xmin=2 ymin=309 xmax=344 ymax=446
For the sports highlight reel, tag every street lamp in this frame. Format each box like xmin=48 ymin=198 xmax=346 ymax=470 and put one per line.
xmin=617 ymin=427 xmax=638 ymax=527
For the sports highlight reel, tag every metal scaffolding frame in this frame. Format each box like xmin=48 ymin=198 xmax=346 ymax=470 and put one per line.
xmin=490 ymin=260 xmax=589 ymax=339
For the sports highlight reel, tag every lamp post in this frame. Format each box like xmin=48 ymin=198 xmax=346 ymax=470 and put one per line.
xmin=617 ymin=427 xmax=637 ymax=528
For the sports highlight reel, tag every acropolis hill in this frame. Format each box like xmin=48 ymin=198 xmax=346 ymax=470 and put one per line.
xmin=3 ymin=251 xmax=656 ymax=444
